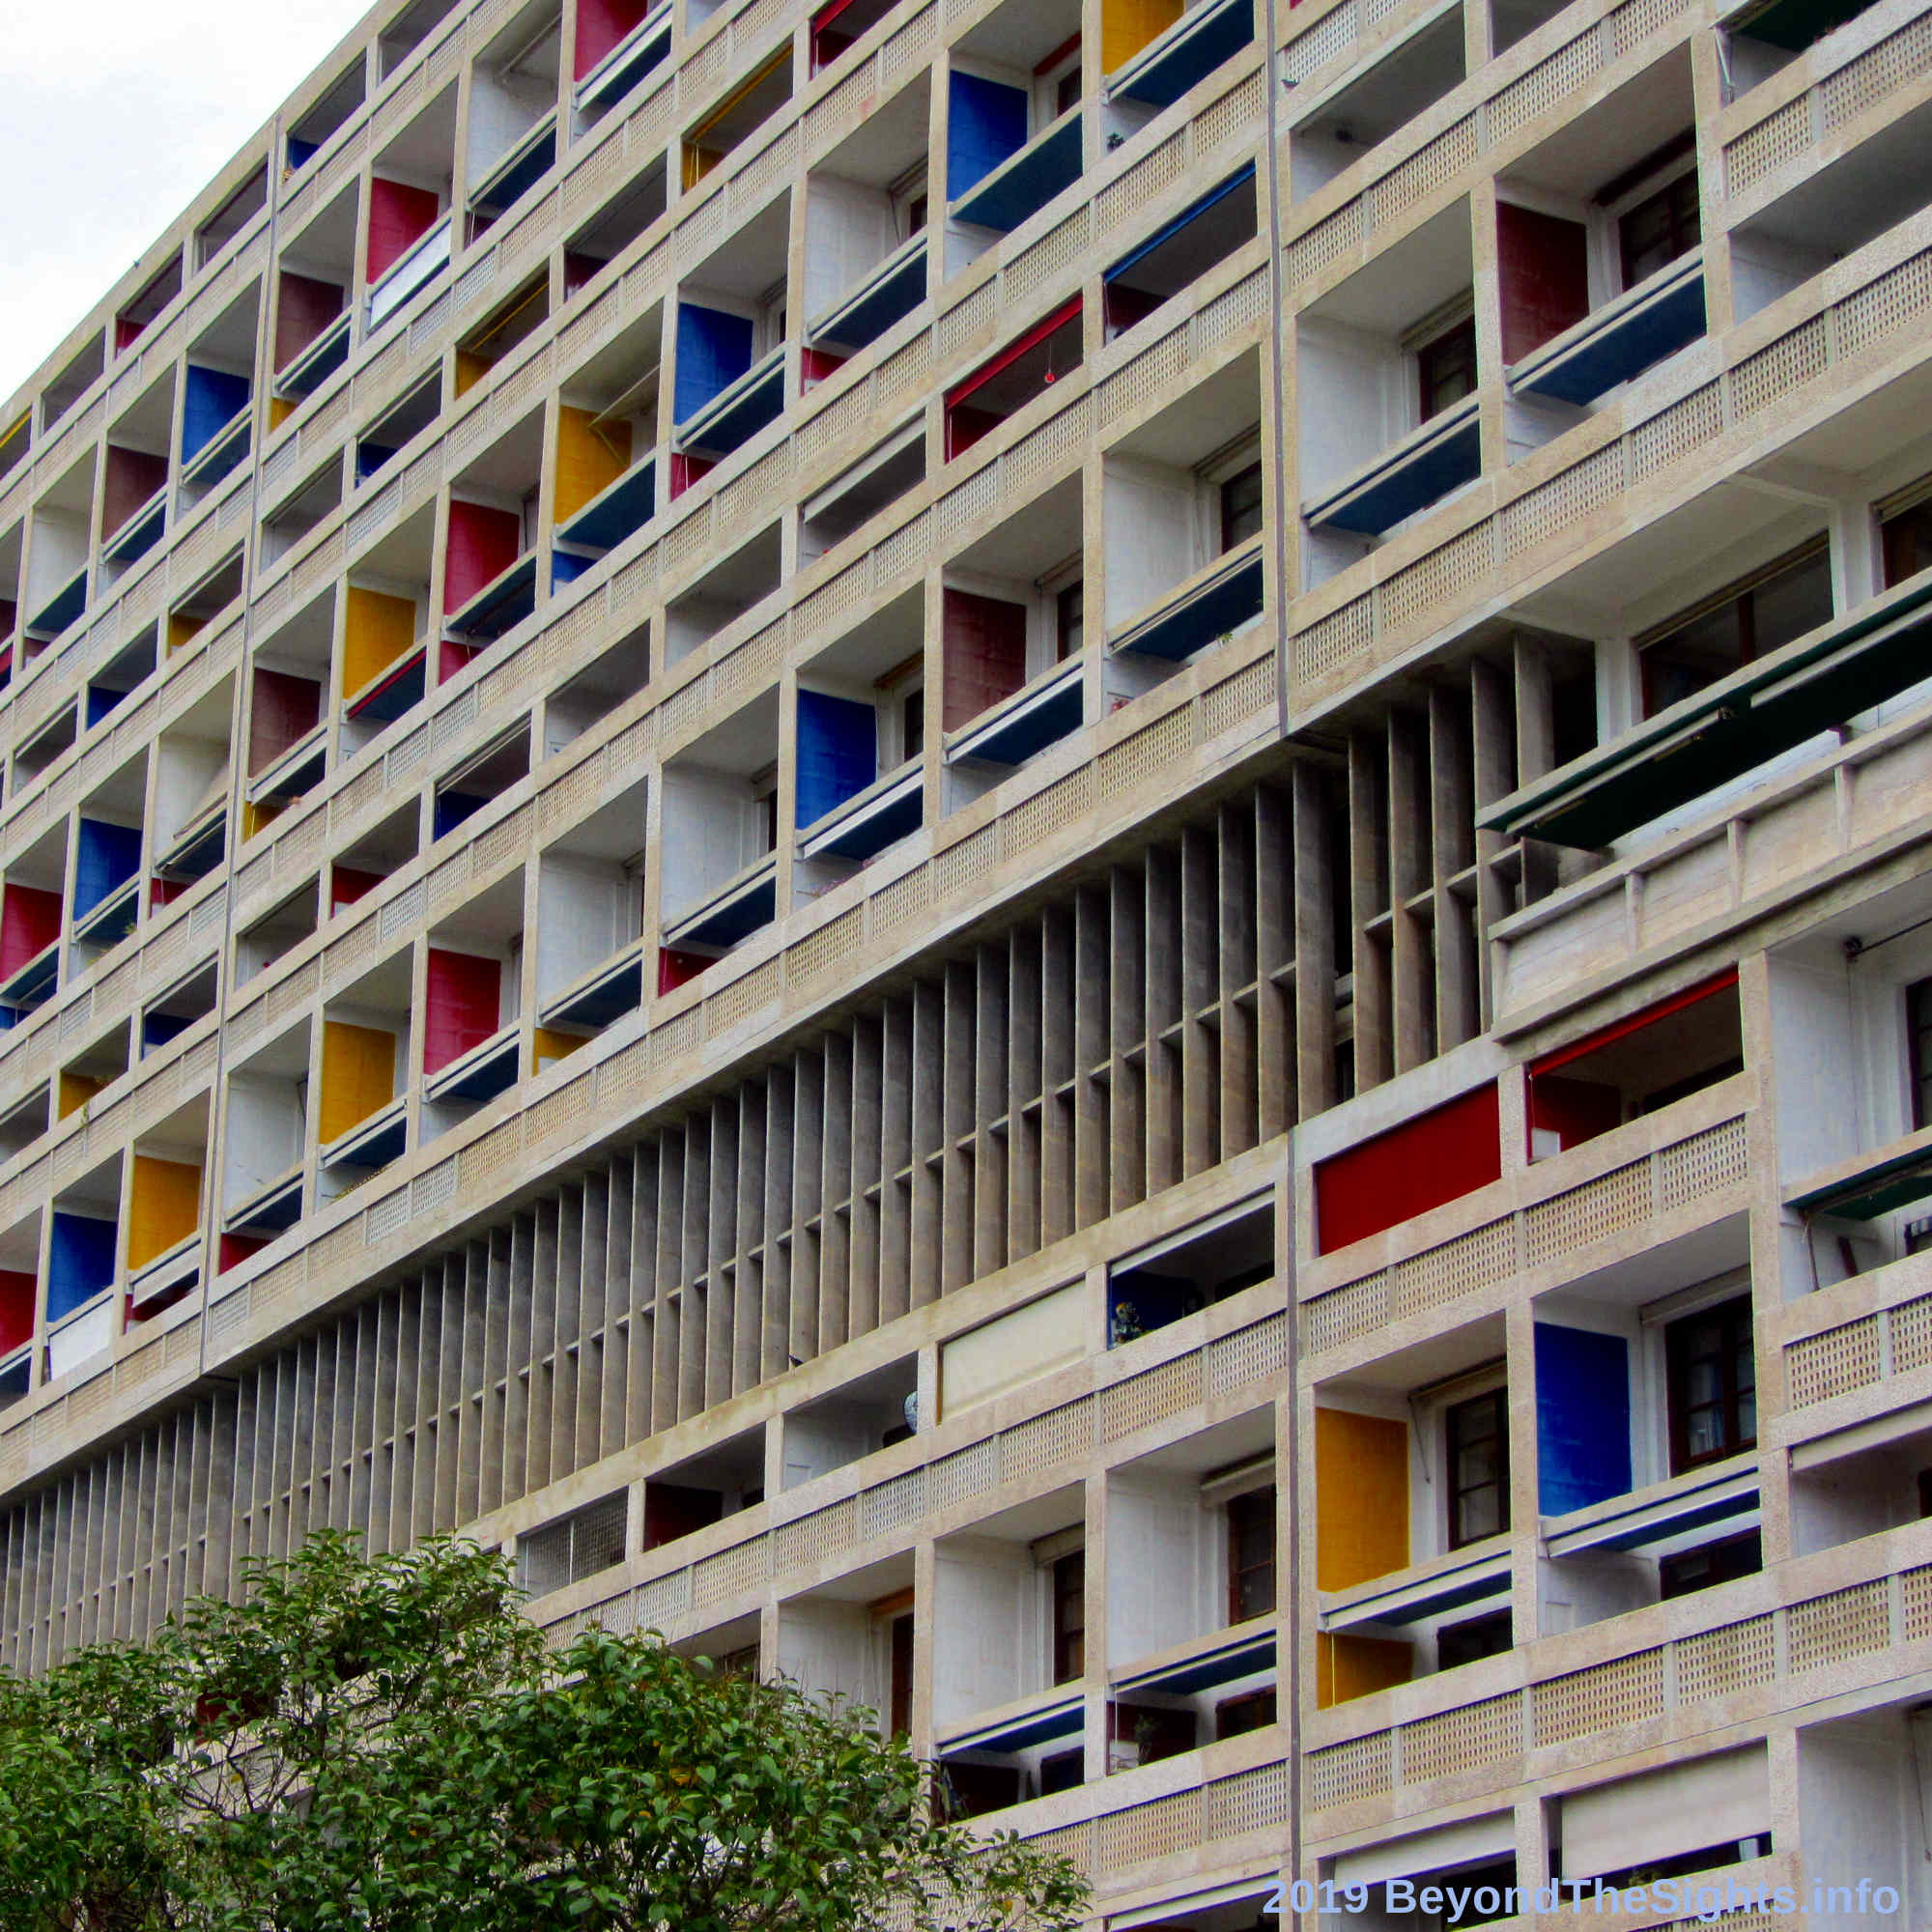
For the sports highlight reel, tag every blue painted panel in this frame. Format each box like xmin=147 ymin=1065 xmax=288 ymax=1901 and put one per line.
xmin=434 ymin=791 xmax=489 ymax=839
xmin=673 ymin=303 xmax=756 ymax=423
xmin=448 ymin=554 xmax=538 ymax=641
xmin=796 ymin=690 xmax=877 ymax=828
xmin=86 ymin=685 xmax=127 ymax=729
xmin=1116 ymin=0 xmax=1253 ymax=107
xmin=1536 ymin=1323 xmax=1633 ymax=1517
xmin=74 ymin=820 xmax=141 ymax=919
xmin=142 ymin=1011 xmax=192 ymax=1052
xmin=947 ymin=71 xmax=1030 ymax=199
xmin=182 ymin=365 xmax=251 ymax=462
xmin=287 ymin=134 xmax=320 ymax=171
xmin=30 ymin=568 xmax=87 ymax=639
xmin=953 ymin=111 xmax=1082 ymax=234
xmin=552 ymin=550 xmax=596 ymax=589
xmin=1517 ymin=271 xmax=1706 ymax=407
xmin=1313 ymin=417 xmax=1482 ymax=537
xmin=356 ymin=440 xmax=397 ymax=481
xmin=48 ymin=1212 xmax=117 ymax=1321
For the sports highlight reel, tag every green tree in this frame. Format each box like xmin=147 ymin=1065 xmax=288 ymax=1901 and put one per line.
xmin=0 ymin=1532 xmax=1086 ymax=1932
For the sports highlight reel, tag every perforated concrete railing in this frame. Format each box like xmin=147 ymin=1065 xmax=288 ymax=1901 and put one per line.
xmin=1725 ymin=5 xmax=1932 ymax=199
xmin=1305 ymin=1553 xmax=1932 ymax=1816
xmin=1282 ymin=0 xmax=1692 ymax=291
xmin=1302 ymin=1116 xmax=1749 ymax=1354
xmin=1785 ymin=1280 xmax=1932 ymax=1408
xmin=536 ymin=1309 xmax=1289 ymax=1652
xmin=1292 ymin=236 xmax=1932 ymax=709
xmin=191 ymin=642 xmax=1278 ymax=1377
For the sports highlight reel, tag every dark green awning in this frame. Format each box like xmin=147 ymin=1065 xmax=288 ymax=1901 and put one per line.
xmin=1790 ymin=1142 xmax=1932 ymax=1221
xmin=1481 ymin=575 xmax=1932 ymax=849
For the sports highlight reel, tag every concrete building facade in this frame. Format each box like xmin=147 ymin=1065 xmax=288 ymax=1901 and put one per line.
xmin=2 ymin=0 xmax=1932 ymax=1917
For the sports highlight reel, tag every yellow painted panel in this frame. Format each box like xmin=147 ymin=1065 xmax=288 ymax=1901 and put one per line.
xmin=167 ymin=613 xmax=206 ymax=654
xmin=533 ymin=1027 xmax=587 ymax=1071
xmin=682 ymin=144 xmax=722 ymax=191
xmin=268 ymin=395 xmax=297 ymax=432
xmin=342 ymin=587 xmax=417 ymax=697
xmin=1316 ymin=1632 xmax=1413 ymax=1710
xmin=1315 ymin=1406 xmax=1408 ymax=1591
xmin=128 ymin=1155 xmax=202 ymax=1271
xmin=686 ymin=48 xmax=786 ymax=144
xmin=454 ymin=350 xmax=492 ymax=398
xmin=554 ymin=407 xmax=631 ymax=523
xmin=242 ymin=800 xmax=284 ymax=842
xmin=1102 ymin=0 xmax=1182 ymax=75
xmin=320 ymin=1021 xmax=397 ymax=1145
xmin=57 ymin=1073 xmax=100 ymax=1121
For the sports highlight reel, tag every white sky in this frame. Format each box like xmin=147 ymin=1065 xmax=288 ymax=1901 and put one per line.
xmin=0 ymin=0 xmax=369 ymax=408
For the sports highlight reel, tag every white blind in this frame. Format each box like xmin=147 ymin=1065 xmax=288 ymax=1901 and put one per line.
xmin=1560 ymin=1748 xmax=1769 ymax=1879
xmin=1334 ymin=1812 xmax=1516 ymax=1889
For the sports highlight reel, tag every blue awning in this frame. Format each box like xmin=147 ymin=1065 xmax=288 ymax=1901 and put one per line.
xmin=72 ymin=879 xmax=139 ymax=950
xmin=0 ymin=943 xmax=57 ymax=1010
xmin=28 ymin=565 xmax=88 ymax=640
xmin=226 ymin=1171 xmax=304 ymax=1236
xmin=543 ymin=941 xmax=645 ymax=1030
xmin=677 ymin=352 xmax=784 ymax=458
xmin=446 ymin=553 xmax=538 ymax=641
xmin=557 ymin=457 xmax=657 ymax=552
xmin=1111 ymin=0 xmax=1255 ymax=110
xmin=1304 ymin=400 xmax=1481 ymax=537
xmin=952 ymin=112 xmax=1083 ymax=234
xmin=426 ymin=1026 xmax=521 ymax=1104
xmin=104 ymin=493 xmax=167 ymax=567
xmin=156 ymin=810 xmax=226 ymax=882
xmin=1105 ymin=161 xmax=1256 ymax=283
xmin=347 ymin=645 xmax=428 ymax=724
xmin=1115 ymin=1631 xmax=1275 ymax=1698
xmin=810 ymin=237 xmax=927 ymax=354
xmin=322 ymin=1098 xmax=409 ymax=1173
xmin=947 ymin=664 xmax=1083 ymax=767
xmin=278 ymin=311 xmax=352 ymax=399
xmin=943 ymin=1692 xmax=1084 ymax=1756
xmin=471 ymin=118 xmax=556 ymax=216
xmin=799 ymin=766 xmax=923 ymax=861
xmin=668 ymin=864 xmax=778 ymax=949
xmin=1111 ymin=543 xmax=1264 ymax=661
xmin=577 ymin=9 xmax=672 ymax=108
xmin=1512 ymin=256 xmax=1705 ymax=407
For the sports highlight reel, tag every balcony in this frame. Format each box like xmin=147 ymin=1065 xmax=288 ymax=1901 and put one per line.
xmin=945 ymin=658 xmax=1083 ymax=767
xmin=952 ymin=112 xmax=1083 ymax=236
xmin=1109 ymin=536 xmax=1264 ymax=662
xmin=807 ymin=234 xmax=927 ymax=356
xmin=1484 ymin=572 xmax=1932 ymax=848
xmin=345 ymin=642 xmax=429 ymax=725
xmin=1303 ymin=394 xmax=1481 ymax=539
xmin=1108 ymin=0 xmax=1254 ymax=110
xmin=368 ymin=214 xmax=453 ymax=332
xmin=797 ymin=761 xmax=923 ymax=863
xmin=1510 ymin=250 xmax=1706 ymax=408
xmin=445 ymin=552 xmax=538 ymax=641
xmin=26 ymin=563 xmax=88 ymax=643
xmin=102 ymin=488 xmax=167 ymax=569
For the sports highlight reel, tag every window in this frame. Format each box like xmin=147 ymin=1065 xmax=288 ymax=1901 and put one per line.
xmin=1882 ymin=484 xmax=1932 ymax=590
xmin=901 ymin=686 xmax=924 ymax=761
xmin=1051 ymin=1548 xmax=1086 ymax=1684
xmin=1445 ymin=1388 xmax=1509 ymax=1548
xmin=1055 ymin=580 xmax=1084 ymax=661
xmin=1908 ymin=978 xmax=1932 ymax=1130
xmin=1227 ymin=1486 xmax=1276 ymax=1621
xmin=1636 ymin=540 xmax=1833 ymax=716
xmin=1437 ymin=1607 xmax=1512 ymax=1669
xmin=1666 ymin=1295 xmax=1756 ymax=1472
xmin=1618 ymin=168 xmax=1700 ymax=289
xmin=1215 ymin=1687 xmax=1276 ymax=1739
xmin=889 ymin=1610 xmax=914 ymax=1737
xmin=1220 ymin=460 xmax=1264 ymax=552
xmin=1659 ymin=1528 xmax=1761 ymax=1600
xmin=1416 ymin=314 xmax=1478 ymax=422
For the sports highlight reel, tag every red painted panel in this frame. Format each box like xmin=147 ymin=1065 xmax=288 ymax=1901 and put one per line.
xmin=657 ymin=947 xmax=712 ymax=994
xmin=101 ymin=446 xmax=168 ymax=539
xmin=424 ymin=949 xmax=502 ymax=1074
xmin=248 ymin=668 xmax=323 ymax=775
xmin=644 ymin=1480 xmax=722 ymax=1548
xmin=1314 ymin=1083 xmax=1502 ymax=1255
xmin=801 ymin=347 xmax=849 ymax=390
xmin=941 ymin=588 xmax=1028 ymax=731
xmin=1497 ymin=202 xmax=1591 ymax=365
xmin=274 ymin=270 xmax=346 ymax=371
xmin=1527 ymin=970 xmax=1739 ymax=1077
xmin=367 ymin=179 xmax=441 ymax=284
xmin=668 ymin=451 xmax=714 ymax=500
xmin=218 ymin=1235 xmax=268 ymax=1275
xmin=0 ymin=1269 xmax=33 ymax=1357
xmin=439 ymin=638 xmax=480 ymax=686
xmin=1527 ymin=1075 xmax=1623 ymax=1157
xmin=115 ymin=317 xmax=147 ymax=354
xmin=574 ymin=0 xmax=650 ymax=79
xmin=442 ymin=499 xmax=524 ymax=614
xmin=330 ymin=867 xmax=384 ymax=911
xmin=0 ymin=885 xmax=61 ymax=980
xmin=564 ymin=250 xmax=606 ymax=295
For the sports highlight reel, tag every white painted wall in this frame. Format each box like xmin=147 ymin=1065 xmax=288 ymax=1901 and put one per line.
xmin=659 ymin=765 xmax=764 ymax=920
xmin=930 ymin=1536 xmax=1041 ymax=1722
xmin=535 ymin=853 xmax=639 ymax=997
xmin=1102 ymin=456 xmax=1203 ymax=629
xmin=1105 ymin=1472 xmax=1217 ymax=1666
xmin=223 ymin=1070 xmax=307 ymax=1207
xmin=804 ymin=175 xmax=898 ymax=324
xmin=1296 ymin=318 xmax=1407 ymax=501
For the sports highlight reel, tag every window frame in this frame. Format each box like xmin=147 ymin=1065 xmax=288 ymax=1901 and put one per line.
xmin=1051 ymin=1547 xmax=1086 ymax=1685
xmin=1443 ymin=1384 xmax=1511 ymax=1549
xmin=1664 ymin=1293 xmax=1757 ymax=1473
xmin=1225 ymin=1483 xmax=1276 ymax=1624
